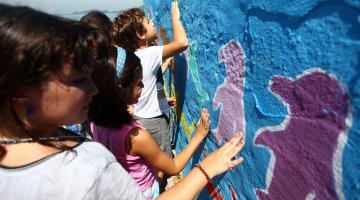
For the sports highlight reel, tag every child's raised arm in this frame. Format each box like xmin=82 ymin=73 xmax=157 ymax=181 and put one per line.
xmin=162 ymin=1 xmax=189 ymax=59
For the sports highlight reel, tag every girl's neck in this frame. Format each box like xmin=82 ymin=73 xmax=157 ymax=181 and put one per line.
xmin=138 ymin=36 xmax=158 ymax=49
xmin=0 ymin=127 xmax=82 ymax=167
xmin=0 ymin=139 xmax=80 ymax=168
xmin=31 ymin=125 xmax=61 ymax=137
xmin=0 ymin=122 xmax=64 ymax=141
xmin=138 ymin=39 xmax=148 ymax=49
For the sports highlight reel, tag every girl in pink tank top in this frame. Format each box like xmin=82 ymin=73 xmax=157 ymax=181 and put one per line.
xmin=89 ymin=51 xmax=210 ymax=199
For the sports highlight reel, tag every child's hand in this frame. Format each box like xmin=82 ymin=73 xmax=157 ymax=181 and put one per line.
xmin=196 ymin=109 xmax=210 ymax=138
xmin=199 ymin=133 xmax=245 ymax=178
xmin=171 ymin=1 xmax=180 ymax=21
xmin=167 ymin=97 xmax=176 ymax=108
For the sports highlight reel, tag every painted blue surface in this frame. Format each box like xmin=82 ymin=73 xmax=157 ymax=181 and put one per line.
xmin=145 ymin=1 xmax=359 ymax=199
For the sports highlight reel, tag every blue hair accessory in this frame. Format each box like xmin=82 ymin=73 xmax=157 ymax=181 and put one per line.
xmin=115 ymin=47 xmax=126 ymax=80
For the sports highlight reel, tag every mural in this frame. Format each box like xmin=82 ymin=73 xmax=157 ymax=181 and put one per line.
xmin=144 ymin=0 xmax=360 ymax=199
xmin=183 ymin=42 xmax=209 ymax=103
xmin=255 ymin=69 xmax=352 ymax=200
xmin=212 ymin=40 xmax=246 ymax=146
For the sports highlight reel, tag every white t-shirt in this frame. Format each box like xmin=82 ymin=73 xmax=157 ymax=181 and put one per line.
xmin=134 ymin=46 xmax=164 ymax=118
xmin=0 ymin=141 xmax=145 ymax=200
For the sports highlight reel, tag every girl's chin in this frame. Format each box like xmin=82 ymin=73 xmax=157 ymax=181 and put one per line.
xmin=129 ymin=99 xmax=139 ymax=105
xmin=73 ymin=112 xmax=88 ymax=124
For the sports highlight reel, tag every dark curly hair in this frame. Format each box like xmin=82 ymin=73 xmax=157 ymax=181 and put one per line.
xmin=112 ymin=8 xmax=147 ymax=52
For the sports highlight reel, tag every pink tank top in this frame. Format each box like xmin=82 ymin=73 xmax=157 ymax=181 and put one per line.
xmin=91 ymin=121 xmax=155 ymax=192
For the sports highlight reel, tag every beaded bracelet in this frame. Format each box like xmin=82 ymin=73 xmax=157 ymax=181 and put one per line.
xmin=195 ymin=164 xmax=213 ymax=185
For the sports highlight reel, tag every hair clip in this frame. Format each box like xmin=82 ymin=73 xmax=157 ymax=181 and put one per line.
xmin=115 ymin=47 xmax=126 ymax=80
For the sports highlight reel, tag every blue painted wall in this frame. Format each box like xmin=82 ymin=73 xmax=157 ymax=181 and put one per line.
xmin=144 ymin=0 xmax=360 ymax=199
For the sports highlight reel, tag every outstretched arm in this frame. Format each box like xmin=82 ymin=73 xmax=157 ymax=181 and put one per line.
xmin=157 ymin=133 xmax=245 ymax=200
xmin=132 ymin=109 xmax=210 ymax=175
xmin=162 ymin=1 xmax=189 ymax=59
xmin=162 ymin=57 xmax=173 ymax=74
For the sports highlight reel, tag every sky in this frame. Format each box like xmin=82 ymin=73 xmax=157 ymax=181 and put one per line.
xmin=0 ymin=0 xmax=143 ymax=14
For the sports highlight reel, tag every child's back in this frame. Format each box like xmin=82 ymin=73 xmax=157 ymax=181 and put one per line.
xmin=134 ymin=46 xmax=166 ymax=118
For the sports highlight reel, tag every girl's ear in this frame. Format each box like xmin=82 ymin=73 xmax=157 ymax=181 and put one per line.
xmin=136 ymin=32 xmax=146 ymax=40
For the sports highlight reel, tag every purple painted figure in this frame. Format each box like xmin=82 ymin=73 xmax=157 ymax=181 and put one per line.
xmin=213 ymin=40 xmax=246 ymax=146
xmin=255 ymin=70 xmax=351 ymax=200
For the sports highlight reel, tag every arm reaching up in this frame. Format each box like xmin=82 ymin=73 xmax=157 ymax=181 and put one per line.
xmin=162 ymin=1 xmax=189 ymax=59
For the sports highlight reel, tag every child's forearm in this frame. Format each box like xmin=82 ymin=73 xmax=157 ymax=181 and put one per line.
xmin=170 ymin=109 xmax=209 ymax=174
xmin=162 ymin=57 xmax=173 ymax=74
xmin=158 ymin=134 xmax=245 ymax=200
xmin=157 ymin=165 xmax=208 ymax=200
xmin=158 ymin=133 xmax=245 ymax=200
xmin=171 ymin=2 xmax=188 ymax=49
xmin=171 ymin=133 xmax=204 ymax=174
xmin=172 ymin=17 xmax=188 ymax=49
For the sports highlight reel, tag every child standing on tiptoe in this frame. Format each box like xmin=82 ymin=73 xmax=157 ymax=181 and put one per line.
xmin=112 ymin=2 xmax=188 ymax=162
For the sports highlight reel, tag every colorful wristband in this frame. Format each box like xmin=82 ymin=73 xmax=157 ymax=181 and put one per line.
xmin=195 ymin=164 xmax=213 ymax=185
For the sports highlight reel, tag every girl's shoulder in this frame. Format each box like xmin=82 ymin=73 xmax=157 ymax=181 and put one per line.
xmin=130 ymin=120 xmax=143 ymax=129
xmin=71 ymin=141 xmax=119 ymax=170
xmin=135 ymin=45 xmax=163 ymax=59
xmin=90 ymin=120 xmax=141 ymax=133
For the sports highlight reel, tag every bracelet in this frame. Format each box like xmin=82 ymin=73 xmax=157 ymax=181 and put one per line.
xmin=195 ymin=164 xmax=213 ymax=185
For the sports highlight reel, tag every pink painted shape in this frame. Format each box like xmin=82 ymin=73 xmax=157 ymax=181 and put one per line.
xmin=255 ymin=71 xmax=350 ymax=200
xmin=213 ymin=40 xmax=246 ymax=146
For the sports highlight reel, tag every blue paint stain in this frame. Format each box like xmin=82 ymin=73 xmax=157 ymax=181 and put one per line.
xmin=144 ymin=0 xmax=360 ymax=199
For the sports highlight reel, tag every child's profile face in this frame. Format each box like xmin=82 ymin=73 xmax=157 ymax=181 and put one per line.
xmin=24 ymin=63 xmax=98 ymax=126
xmin=143 ymin=17 xmax=157 ymax=42
xmin=128 ymin=77 xmax=143 ymax=105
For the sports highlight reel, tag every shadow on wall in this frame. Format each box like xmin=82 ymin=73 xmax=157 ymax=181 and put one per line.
xmin=173 ymin=54 xmax=188 ymax=143
xmin=159 ymin=25 xmax=189 ymax=148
